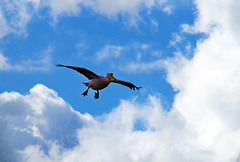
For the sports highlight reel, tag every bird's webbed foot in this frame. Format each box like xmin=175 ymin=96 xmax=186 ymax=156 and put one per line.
xmin=82 ymin=90 xmax=88 ymax=96
xmin=94 ymin=91 xmax=99 ymax=99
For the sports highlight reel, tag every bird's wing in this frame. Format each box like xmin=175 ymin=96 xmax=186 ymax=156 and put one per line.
xmin=56 ymin=64 xmax=100 ymax=80
xmin=111 ymin=79 xmax=142 ymax=90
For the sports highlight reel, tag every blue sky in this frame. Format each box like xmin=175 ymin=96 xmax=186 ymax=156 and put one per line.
xmin=0 ymin=0 xmax=195 ymax=115
xmin=1 ymin=0 xmax=240 ymax=162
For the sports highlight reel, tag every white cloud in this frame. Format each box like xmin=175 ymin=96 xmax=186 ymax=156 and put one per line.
xmin=94 ymin=43 xmax=165 ymax=72
xmin=0 ymin=47 xmax=53 ymax=72
xmin=0 ymin=52 xmax=11 ymax=71
xmin=165 ymin=0 xmax=240 ymax=161
xmin=19 ymin=46 xmax=53 ymax=72
xmin=0 ymin=84 xmax=92 ymax=162
xmin=46 ymin=0 xmax=171 ymax=26
xmin=169 ymin=33 xmax=183 ymax=47
xmin=0 ymin=0 xmax=40 ymax=38
xmin=0 ymin=8 xmax=9 ymax=39
xmin=1 ymin=82 xmax=240 ymax=161
xmin=181 ymin=0 xmax=240 ymax=35
xmin=0 ymin=86 xmax=201 ymax=162
xmin=0 ymin=0 xmax=170 ymax=38
xmin=165 ymin=37 xmax=240 ymax=161
xmin=95 ymin=45 xmax=125 ymax=62
xmin=46 ymin=0 xmax=82 ymax=23
xmin=1 ymin=0 xmax=240 ymax=161
xmin=124 ymin=59 xmax=165 ymax=73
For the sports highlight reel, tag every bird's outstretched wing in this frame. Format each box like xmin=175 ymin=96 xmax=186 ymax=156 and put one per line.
xmin=111 ymin=79 xmax=142 ymax=90
xmin=56 ymin=64 xmax=100 ymax=80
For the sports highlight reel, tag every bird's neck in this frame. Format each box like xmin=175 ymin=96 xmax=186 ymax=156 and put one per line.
xmin=105 ymin=77 xmax=111 ymax=84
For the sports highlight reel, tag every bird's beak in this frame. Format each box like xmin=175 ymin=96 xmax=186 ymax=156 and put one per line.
xmin=111 ymin=76 xmax=118 ymax=81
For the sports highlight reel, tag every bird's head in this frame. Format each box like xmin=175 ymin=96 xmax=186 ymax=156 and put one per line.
xmin=106 ymin=73 xmax=117 ymax=81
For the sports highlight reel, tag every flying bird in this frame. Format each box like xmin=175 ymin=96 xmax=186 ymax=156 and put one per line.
xmin=56 ymin=64 xmax=141 ymax=99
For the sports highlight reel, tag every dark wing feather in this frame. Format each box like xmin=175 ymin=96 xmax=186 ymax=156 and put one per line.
xmin=112 ymin=79 xmax=142 ymax=90
xmin=56 ymin=64 xmax=100 ymax=80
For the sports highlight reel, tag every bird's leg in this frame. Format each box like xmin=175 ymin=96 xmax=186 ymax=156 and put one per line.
xmin=94 ymin=90 xmax=99 ymax=99
xmin=82 ymin=87 xmax=90 ymax=96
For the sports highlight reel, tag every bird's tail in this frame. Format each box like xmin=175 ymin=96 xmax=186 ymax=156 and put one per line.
xmin=83 ymin=82 xmax=90 ymax=87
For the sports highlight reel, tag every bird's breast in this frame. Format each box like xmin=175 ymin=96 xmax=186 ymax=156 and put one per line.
xmin=90 ymin=77 xmax=110 ymax=90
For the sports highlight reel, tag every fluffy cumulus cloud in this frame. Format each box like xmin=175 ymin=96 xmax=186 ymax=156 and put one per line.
xmin=0 ymin=84 xmax=206 ymax=162
xmin=0 ymin=84 xmax=92 ymax=162
xmin=1 ymin=78 xmax=240 ymax=162
xmin=1 ymin=0 xmax=240 ymax=162
xmin=181 ymin=0 xmax=240 ymax=35
xmin=165 ymin=0 xmax=240 ymax=161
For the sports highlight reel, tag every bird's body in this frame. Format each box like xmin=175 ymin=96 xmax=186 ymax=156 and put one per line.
xmin=56 ymin=64 xmax=141 ymax=99
xmin=85 ymin=76 xmax=110 ymax=90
